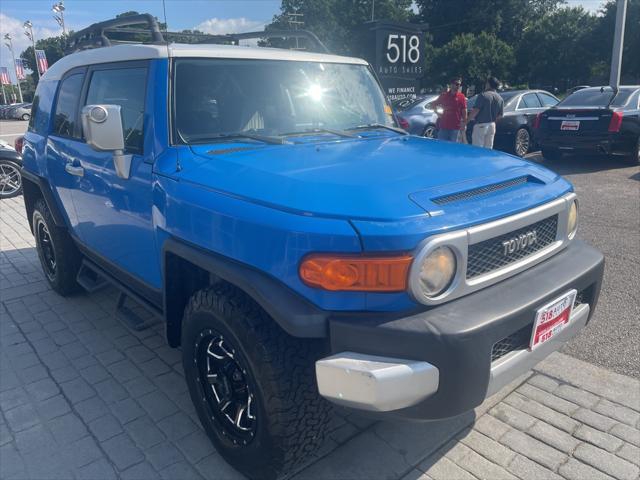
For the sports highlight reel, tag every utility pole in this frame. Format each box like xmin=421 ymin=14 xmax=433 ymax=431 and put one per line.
xmin=23 ymin=20 xmax=39 ymax=81
xmin=52 ymin=1 xmax=67 ymax=36
xmin=609 ymin=0 xmax=627 ymax=90
xmin=371 ymin=0 xmax=375 ymax=21
xmin=3 ymin=34 xmax=24 ymax=103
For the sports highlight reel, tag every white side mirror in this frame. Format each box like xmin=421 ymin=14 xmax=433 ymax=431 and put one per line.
xmin=81 ymin=104 xmax=131 ymax=179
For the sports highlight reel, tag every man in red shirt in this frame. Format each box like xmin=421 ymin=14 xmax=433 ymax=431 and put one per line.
xmin=433 ymin=76 xmax=467 ymax=142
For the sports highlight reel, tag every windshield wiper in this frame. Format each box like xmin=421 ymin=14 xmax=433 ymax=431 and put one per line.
xmin=282 ymin=128 xmax=358 ymax=139
xmin=187 ymin=132 xmax=288 ymax=145
xmin=346 ymin=123 xmax=408 ymax=135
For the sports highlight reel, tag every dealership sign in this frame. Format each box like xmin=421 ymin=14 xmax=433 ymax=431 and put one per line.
xmin=355 ymin=21 xmax=427 ymax=101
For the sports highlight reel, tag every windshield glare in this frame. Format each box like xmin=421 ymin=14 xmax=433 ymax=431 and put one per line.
xmin=173 ymin=59 xmax=393 ymax=143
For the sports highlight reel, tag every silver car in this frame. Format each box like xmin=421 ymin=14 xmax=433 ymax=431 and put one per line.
xmin=395 ymin=95 xmax=440 ymax=138
xmin=11 ymin=103 xmax=32 ymax=121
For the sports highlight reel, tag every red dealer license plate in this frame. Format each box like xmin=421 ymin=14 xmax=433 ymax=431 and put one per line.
xmin=530 ymin=289 xmax=577 ymax=350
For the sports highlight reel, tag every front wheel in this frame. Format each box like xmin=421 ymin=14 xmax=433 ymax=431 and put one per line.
xmin=514 ymin=128 xmax=531 ymax=157
xmin=0 ymin=160 xmax=22 ymax=199
xmin=21 ymin=113 xmax=30 ymax=121
xmin=182 ymin=286 xmax=331 ymax=480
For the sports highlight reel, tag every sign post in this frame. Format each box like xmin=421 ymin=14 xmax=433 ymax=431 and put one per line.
xmin=355 ymin=21 xmax=427 ymax=103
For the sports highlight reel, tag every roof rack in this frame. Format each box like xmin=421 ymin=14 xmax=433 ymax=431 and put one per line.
xmin=65 ymin=13 xmax=329 ymax=54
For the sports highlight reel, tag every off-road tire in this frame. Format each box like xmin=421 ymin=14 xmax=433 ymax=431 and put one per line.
xmin=32 ymin=199 xmax=82 ymax=295
xmin=182 ymin=285 xmax=332 ymax=480
xmin=542 ymin=147 xmax=561 ymax=161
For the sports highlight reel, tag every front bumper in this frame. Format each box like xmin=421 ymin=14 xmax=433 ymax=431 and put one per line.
xmin=316 ymin=240 xmax=603 ymax=420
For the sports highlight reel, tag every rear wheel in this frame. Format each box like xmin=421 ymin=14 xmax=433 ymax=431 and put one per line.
xmin=514 ymin=128 xmax=531 ymax=157
xmin=0 ymin=160 xmax=22 ymax=199
xmin=182 ymin=285 xmax=331 ymax=480
xmin=21 ymin=113 xmax=30 ymax=121
xmin=422 ymin=124 xmax=437 ymax=138
xmin=542 ymin=147 xmax=562 ymax=161
xmin=32 ymin=199 xmax=82 ymax=295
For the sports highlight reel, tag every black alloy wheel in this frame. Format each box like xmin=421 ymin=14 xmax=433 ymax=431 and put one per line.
xmin=514 ymin=128 xmax=531 ymax=157
xmin=35 ymin=216 xmax=57 ymax=281
xmin=195 ymin=330 xmax=257 ymax=444
xmin=423 ymin=124 xmax=437 ymax=138
xmin=0 ymin=160 xmax=22 ymax=198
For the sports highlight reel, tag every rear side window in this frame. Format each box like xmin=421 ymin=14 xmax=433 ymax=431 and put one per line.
xmin=520 ymin=93 xmax=542 ymax=108
xmin=85 ymin=67 xmax=147 ymax=154
xmin=537 ymin=93 xmax=558 ymax=107
xmin=53 ymin=73 xmax=84 ymax=137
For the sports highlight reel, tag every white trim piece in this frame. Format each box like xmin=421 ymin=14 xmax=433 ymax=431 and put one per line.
xmin=42 ymin=43 xmax=368 ymax=81
xmin=316 ymin=352 xmax=439 ymax=412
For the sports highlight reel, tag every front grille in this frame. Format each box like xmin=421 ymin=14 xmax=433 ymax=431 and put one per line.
xmin=432 ymin=176 xmax=530 ymax=205
xmin=467 ymin=215 xmax=558 ymax=278
xmin=491 ymin=323 xmax=532 ymax=362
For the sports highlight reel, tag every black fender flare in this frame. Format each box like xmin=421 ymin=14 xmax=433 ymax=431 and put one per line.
xmin=162 ymin=237 xmax=329 ymax=341
xmin=20 ymin=169 xmax=67 ymax=228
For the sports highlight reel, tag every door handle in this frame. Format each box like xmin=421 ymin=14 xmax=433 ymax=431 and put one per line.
xmin=65 ymin=163 xmax=84 ymax=177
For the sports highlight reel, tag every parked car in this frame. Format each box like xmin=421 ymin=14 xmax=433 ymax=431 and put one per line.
xmin=395 ymin=94 xmax=439 ymax=137
xmin=0 ymin=139 xmax=22 ymax=199
xmin=467 ymin=89 xmax=560 ymax=156
xmin=21 ymin=13 xmax=604 ymax=480
xmin=567 ymin=85 xmax=590 ymax=95
xmin=11 ymin=103 xmax=32 ymax=121
xmin=535 ymin=86 xmax=639 ymax=164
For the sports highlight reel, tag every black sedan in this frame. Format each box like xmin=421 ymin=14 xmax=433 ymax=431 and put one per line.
xmin=535 ymin=86 xmax=640 ymax=165
xmin=467 ymin=89 xmax=559 ymax=156
xmin=0 ymin=139 xmax=22 ymax=199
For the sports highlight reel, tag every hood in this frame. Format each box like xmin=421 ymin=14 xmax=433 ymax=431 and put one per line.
xmin=173 ymin=135 xmax=566 ymax=222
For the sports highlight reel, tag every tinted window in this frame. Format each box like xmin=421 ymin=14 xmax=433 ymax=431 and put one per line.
xmin=27 ymin=95 xmax=40 ymax=132
xmin=85 ymin=67 xmax=147 ymax=154
xmin=558 ymin=88 xmax=636 ymax=107
xmin=537 ymin=93 xmax=558 ymax=107
xmin=53 ymin=73 xmax=84 ymax=137
xmin=520 ymin=93 xmax=542 ymax=108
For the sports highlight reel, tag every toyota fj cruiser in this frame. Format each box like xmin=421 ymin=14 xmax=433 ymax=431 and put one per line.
xmin=20 ymin=14 xmax=604 ymax=480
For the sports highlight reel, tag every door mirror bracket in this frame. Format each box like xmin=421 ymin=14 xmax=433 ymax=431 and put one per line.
xmin=81 ymin=104 xmax=131 ymax=179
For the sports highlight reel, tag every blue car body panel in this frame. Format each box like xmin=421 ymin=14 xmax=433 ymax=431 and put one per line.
xmin=22 ymin=56 xmax=574 ymax=313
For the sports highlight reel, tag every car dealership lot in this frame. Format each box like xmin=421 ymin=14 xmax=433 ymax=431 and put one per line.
xmin=1 ymin=119 xmax=639 ymax=479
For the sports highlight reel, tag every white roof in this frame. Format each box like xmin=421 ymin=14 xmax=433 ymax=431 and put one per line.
xmin=42 ymin=43 xmax=368 ymax=81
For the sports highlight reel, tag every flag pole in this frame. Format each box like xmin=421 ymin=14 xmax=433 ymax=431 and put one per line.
xmin=3 ymin=34 xmax=24 ymax=103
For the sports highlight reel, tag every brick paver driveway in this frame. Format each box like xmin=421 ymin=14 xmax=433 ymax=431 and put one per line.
xmin=1 ymin=195 xmax=639 ymax=480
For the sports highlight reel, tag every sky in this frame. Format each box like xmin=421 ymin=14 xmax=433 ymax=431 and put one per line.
xmin=0 ymin=0 xmax=607 ymax=84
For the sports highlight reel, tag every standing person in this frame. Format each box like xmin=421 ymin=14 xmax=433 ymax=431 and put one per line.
xmin=468 ymin=76 xmax=504 ymax=149
xmin=433 ymin=77 xmax=467 ymax=142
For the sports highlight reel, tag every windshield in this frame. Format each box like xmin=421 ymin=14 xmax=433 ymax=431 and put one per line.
xmin=173 ymin=58 xmax=393 ymax=143
xmin=558 ymin=88 xmax=636 ymax=108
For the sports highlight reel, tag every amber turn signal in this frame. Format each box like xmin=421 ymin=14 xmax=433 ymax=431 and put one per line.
xmin=299 ymin=254 xmax=412 ymax=292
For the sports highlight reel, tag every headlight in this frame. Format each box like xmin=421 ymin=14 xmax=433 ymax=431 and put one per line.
xmin=417 ymin=246 xmax=457 ymax=298
xmin=567 ymin=200 xmax=578 ymax=239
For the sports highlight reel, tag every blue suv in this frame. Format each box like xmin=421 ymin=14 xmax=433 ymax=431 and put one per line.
xmin=20 ymin=15 xmax=604 ymax=480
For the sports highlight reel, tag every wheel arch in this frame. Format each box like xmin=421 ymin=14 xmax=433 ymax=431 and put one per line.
xmin=162 ymin=237 xmax=328 ymax=348
xmin=20 ymin=170 xmax=66 ymax=233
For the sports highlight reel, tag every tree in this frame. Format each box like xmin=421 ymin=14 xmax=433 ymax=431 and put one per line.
xmin=413 ymin=0 xmax=565 ymax=47
xmin=20 ymin=35 xmax=67 ymax=85
xmin=265 ymin=0 xmax=413 ymax=54
xmin=430 ymin=32 xmax=514 ymax=90
xmin=515 ymin=6 xmax=598 ymax=90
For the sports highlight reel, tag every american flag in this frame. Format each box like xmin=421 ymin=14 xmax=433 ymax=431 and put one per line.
xmin=0 ymin=67 xmax=10 ymax=86
xmin=15 ymin=59 xmax=26 ymax=80
xmin=35 ymin=50 xmax=49 ymax=75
